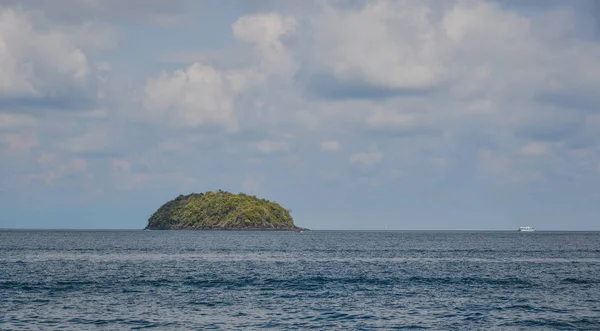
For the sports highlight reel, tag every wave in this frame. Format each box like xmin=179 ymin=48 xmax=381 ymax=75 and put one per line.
xmin=406 ymin=276 xmax=533 ymax=286
xmin=502 ymin=318 xmax=599 ymax=329
xmin=561 ymin=278 xmax=600 ymax=284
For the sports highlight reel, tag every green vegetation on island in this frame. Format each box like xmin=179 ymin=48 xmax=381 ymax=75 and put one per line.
xmin=145 ymin=190 xmax=306 ymax=231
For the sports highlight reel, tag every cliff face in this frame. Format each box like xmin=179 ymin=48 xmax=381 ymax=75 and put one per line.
xmin=145 ymin=190 xmax=302 ymax=230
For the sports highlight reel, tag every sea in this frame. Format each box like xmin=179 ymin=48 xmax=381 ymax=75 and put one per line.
xmin=1 ymin=230 xmax=599 ymax=330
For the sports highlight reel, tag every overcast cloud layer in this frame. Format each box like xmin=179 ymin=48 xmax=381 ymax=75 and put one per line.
xmin=1 ymin=0 xmax=600 ymax=230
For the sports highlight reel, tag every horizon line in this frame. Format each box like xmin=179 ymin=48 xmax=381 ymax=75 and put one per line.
xmin=1 ymin=228 xmax=600 ymax=232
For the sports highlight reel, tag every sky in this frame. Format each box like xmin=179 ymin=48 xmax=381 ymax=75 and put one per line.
xmin=1 ymin=0 xmax=600 ymax=230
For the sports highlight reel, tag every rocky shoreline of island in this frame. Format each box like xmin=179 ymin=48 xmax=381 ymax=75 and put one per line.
xmin=144 ymin=226 xmax=309 ymax=231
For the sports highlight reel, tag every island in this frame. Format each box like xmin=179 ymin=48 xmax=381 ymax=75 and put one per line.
xmin=144 ymin=190 xmax=307 ymax=231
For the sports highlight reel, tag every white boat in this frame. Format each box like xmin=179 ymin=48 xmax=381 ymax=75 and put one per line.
xmin=518 ymin=226 xmax=535 ymax=232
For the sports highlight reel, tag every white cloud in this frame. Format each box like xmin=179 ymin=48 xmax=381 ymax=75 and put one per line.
xmin=0 ymin=113 xmax=38 ymax=128
xmin=320 ymin=140 xmax=340 ymax=152
xmin=75 ymin=108 xmax=108 ymax=119
xmin=29 ymin=156 xmax=88 ymax=185
xmin=233 ymin=12 xmax=296 ymax=48
xmin=58 ymin=21 xmax=117 ymax=52
xmin=309 ymin=1 xmax=446 ymax=90
xmin=57 ymin=128 xmax=113 ymax=154
xmin=147 ymin=12 xmax=188 ymax=28
xmin=142 ymin=13 xmax=300 ymax=131
xmin=442 ymin=1 xmax=528 ymax=44
xmin=0 ymin=132 xmax=38 ymax=154
xmin=519 ymin=142 xmax=549 ymax=157
xmin=94 ymin=62 xmax=111 ymax=72
xmin=0 ymin=7 xmax=113 ymax=98
xmin=304 ymin=0 xmax=600 ymax=137
xmin=351 ymin=147 xmax=383 ymax=166
xmin=366 ymin=110 xmax=416 ymax=129
xmin=143 ymin=63 xmax=238 ymax=130
xmin=13 ymin=0 xmax=191 ymax=28
xmin=111 ymin=158 xmax=131 ymax=172
xmin=479 ymin=149 xmax=545 ymax=183
xmin=257 ymin=140 xmax=290 ymax=154
xmin=232 ymin=12 xmax=297 ymax=74
xmin=107 ymin=163 xmax=198 ymax=191
xmin=108 ymin=158 xmax=197 ymax=191
xmin=2 ymin=1 xmax=600 ymax=204
xmin=158 ymin=134 xmax=203 ymax=153
xmin=365 ymin=108 xmax=436 ymax=135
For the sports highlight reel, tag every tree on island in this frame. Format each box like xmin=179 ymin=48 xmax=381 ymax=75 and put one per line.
xmin=145 ymin=190 xmax=306 ymax=231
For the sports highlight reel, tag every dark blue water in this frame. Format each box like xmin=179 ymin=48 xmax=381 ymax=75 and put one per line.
xmin=1 ymin=231 xmax=599 ymax=330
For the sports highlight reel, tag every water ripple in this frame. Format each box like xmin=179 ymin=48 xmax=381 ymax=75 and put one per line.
xmin=1 ymin=230 xmax=599 ymax=330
